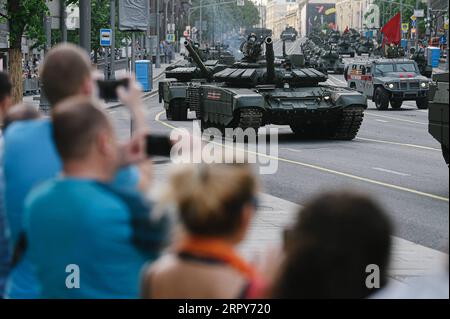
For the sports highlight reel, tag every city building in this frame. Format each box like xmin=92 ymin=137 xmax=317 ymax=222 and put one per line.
xmin=335 ymin=0 xmax=370 ymax=31
xmin=266 ymin=0 xmax=298 ymax=38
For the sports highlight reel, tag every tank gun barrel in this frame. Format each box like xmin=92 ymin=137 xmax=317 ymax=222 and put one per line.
xmin=265 ymin=37 xmax=275 ymax=84
xmin=282 ymin=40 xmax=287 ymax=58
xmin=184 ymin=41 xmax=210 ymax=78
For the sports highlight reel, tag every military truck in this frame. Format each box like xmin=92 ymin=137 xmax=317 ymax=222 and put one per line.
xmin=345 ymin=59 xmax=431 ymax=110
xmin=281 ymin=26 xmax=298 ymax=41
xmin=428 ymin=72 xmax=449 ymax=165
xmin=188 ymin=36 xmax=367 ymax=140
xmin=159 ymin=41 xmax=228 ymax=121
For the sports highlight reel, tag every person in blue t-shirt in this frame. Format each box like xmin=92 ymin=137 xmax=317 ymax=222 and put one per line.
xmin=2 ymin=43 xmax=151 ymax=298
xmin=24 ymin=96 xmax=168 ymax=298
xmin=0 ymin=71 xmax=13 ymax=298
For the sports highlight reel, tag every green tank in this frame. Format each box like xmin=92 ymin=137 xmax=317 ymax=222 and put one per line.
xmin=158 ymin=41 xmax=229 ymax=121
xmin=318 ymin=46 xmax=345 ymax=74
xmin=188 ymin=36 xmax=367 ymax=140
xmin=428 ymin=72 xmax=449 ymax=165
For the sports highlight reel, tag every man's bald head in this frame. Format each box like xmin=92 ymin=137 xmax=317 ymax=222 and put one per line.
xmin=40 ymin=43 xmax=93 ymax=106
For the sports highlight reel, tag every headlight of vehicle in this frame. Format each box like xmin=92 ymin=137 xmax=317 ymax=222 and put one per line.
xmin=420 ymin=81 xmax=429 ymax=88
xmin=384 ymin=83 xmax=395 ymax=89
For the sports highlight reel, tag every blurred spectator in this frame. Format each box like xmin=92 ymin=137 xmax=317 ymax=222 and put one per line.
xmin=0 ymin=71 xmax=13 ymax=297
xmin=2 ymin=43 xmax=148 ymax=298
xmin=141 ymin=163 xmax=265 ymax=299
xmin=272 ymin=192 xmax=392 ymax=299
xmin=3 ymin=104 xmax=40 ymax=131
xmin=23 ymin=97 xmax=168 ymax=298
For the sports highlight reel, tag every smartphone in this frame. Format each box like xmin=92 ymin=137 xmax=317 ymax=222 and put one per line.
xmin=146 ymin=135 xmax=173 ymax=157
xmin=97 ymin=78 xmax=129 ymax=100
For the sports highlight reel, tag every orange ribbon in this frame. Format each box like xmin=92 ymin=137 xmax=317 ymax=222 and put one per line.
xmin=177 ymin=237 xmax=257 ymax=280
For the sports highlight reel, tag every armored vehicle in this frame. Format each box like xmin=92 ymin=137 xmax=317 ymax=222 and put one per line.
xmin=428 ymin=72 xmax=449 ymax=165
xmin=281 ymin=26 xmax=298 ymax=41
xmin=409 ymin=47 xmax=432 ymax=78
xmin=355 ymin=36 xmax=374 ymax=56
xmin=345 ymin=59 xmax=431 ymax=110
xmin=337 ymin=34 xmax=356 ymax=57
xmin=317 ymin=46 xmax=345 ymax=74
xmin=159 ymin=41 xmax=228 ymax=121
xmin=188 ymin=36 xmax=367 ymax=140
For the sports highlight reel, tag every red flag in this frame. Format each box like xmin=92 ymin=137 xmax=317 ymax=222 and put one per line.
xmin=344 ymin=26 xmax=349 ymax=33
xmin=381 ymin=12 xmax=401 ymax=46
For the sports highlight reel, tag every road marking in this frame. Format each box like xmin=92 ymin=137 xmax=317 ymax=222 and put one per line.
xmin=372 ymin=167 xmax=410 ymax=177
xmin=375 ymin=119 xmax=389 ymax=123
xmin=365 ymin=112 xmax=428 ymax=125
xmin=155 ymin=111 xmax=449 ymax=203
xmin=281 ymin=147 xmax=302 ymax=153
xmin=356 ymin=137 xmax=441 ymax=151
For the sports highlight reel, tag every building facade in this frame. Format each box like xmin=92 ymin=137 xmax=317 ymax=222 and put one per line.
xmin=335 ymin=0 xmax=371 ymax=31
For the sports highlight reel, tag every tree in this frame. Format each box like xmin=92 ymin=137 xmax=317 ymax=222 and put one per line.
xmin=371 ymin=0 xmax=427 ymax=36
xmin=1 ymin=0 xmax=48 ymax=103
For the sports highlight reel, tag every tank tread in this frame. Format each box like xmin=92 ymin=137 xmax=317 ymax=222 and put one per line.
xmin=237 ymin=108 xmax=264 ymax=130
xmin=331 ymin=107 xmax=364 ymax=140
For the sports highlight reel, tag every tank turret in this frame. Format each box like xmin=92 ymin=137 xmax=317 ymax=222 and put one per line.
xmin=214 ymin=36 xmax=327 ymax=87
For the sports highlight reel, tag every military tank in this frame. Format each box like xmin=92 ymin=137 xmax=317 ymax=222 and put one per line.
xmin=317 ymin=45 xmax=345 ymax=74
xmin=428 ymin=72 xmax=449 ymax=165
xmin=187 ymin=36 xmax=366 ymax=140
xmin=337 ymin=34 xmax=356 ymax=57
xmin=355 ymin=36 xmax=374 ymax=56
xmin=159 ymin=41 xmax=228 ymax=121
xmin=281 ymin=26 xmax=298 ymax=41
xmin=410 ymin=47 xmax=432 ymax=78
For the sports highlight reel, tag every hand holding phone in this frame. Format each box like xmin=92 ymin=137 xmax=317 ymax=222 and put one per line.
xmin=97 ymin=78 xmax=129 ymax=100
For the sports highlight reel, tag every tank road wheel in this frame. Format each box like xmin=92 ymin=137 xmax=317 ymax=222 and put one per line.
xmin=170 ymin=99 xmax=188 ymax=121
xmin=374 ymin=87 xmax=390 ymax=110
xmin=416 ymin=97 xmax=429 ymax=109
xmin=331 ymin=106 xmax=365 ymax=140
xmin=390 ymin=100 xmax=403 ymax=109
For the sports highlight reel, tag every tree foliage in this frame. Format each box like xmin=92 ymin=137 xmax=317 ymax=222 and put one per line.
xmin=371 ymin=0 xmax=428 ymax=36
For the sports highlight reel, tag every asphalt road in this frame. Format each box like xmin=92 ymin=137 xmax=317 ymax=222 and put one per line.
xmin=108 ymin=38 xmax=449 ymax=252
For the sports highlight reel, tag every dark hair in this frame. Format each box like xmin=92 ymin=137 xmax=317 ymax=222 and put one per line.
xmin=40 ymin=43 xmax=92 ymax=106
xmin=3 ymin=104 xmax=40 ymax=130
xmin=273 ymin=191 xmax=392 ymax=299
xmin=0 ymin=71 xmax=12 ymax=102
xmin=52 ymin=96 xmax=111 ymax=162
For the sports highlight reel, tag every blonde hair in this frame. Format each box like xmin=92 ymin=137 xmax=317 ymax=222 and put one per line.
xmin=165 ymin=163 xmax=258 ymax=237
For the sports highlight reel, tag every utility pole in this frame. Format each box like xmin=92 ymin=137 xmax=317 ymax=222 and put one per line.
xmin=60 ymin=0 xmax=67 ymax=42
xmin=156 ymin=0 xmax=161 ymax=68
xmin=80 ymin=0 xmax=91 ymax=54
xmin=110 ymin=0 xmax=116 ymax=79
xmin=199 ymin=0 xmax=203 ymax=45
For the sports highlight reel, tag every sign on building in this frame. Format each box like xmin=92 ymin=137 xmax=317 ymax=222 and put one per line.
xmin=364 ymin=4 xmax=380 ymax=29
xmin=413 ymin=9 xmax=425 ymax=18
xmin=118 ymin=0 xmax=149 ymax=31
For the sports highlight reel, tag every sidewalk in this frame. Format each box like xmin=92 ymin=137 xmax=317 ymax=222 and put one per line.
xmin=149 ymin=161 xmax=449 ymax=287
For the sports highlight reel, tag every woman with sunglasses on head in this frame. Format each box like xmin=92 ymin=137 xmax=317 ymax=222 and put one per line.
xmin=141 ymin=162 xmax=266 ymax=299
